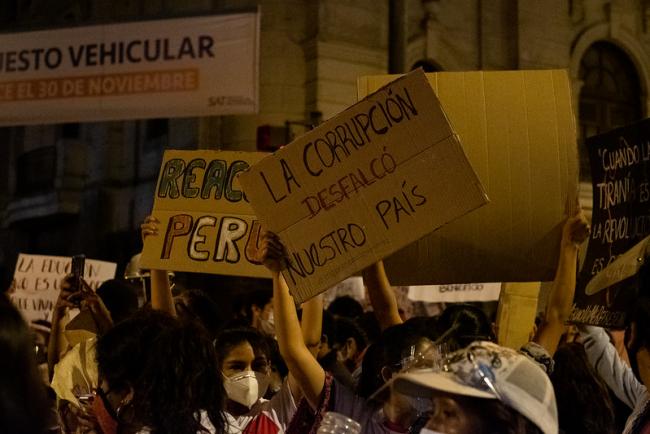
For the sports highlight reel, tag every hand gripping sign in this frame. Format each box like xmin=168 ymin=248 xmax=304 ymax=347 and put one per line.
xmin=239 ymin=69 xmax=489 ymax=303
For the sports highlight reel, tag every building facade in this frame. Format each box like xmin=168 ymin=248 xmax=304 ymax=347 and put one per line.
xmin=0 ymin=0 xmax=648 ymax=288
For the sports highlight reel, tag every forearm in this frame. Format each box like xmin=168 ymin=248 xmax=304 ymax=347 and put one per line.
xmin=534 ymin=243 xmax=578 ymax=355
xmin=273 ymin=272 xmax=325 ymax=408
xmin=363 ymin=261 xmax=402 ymax=330
xmin=301 ymin=294 xmax=323 ymax=357
xmin=47 ymin=309 xmax=66 ymax=381
xmin=548 ymin=243 xmax=579 ymax=322
xmin=150 ymin=269 xmax=176 ymax=316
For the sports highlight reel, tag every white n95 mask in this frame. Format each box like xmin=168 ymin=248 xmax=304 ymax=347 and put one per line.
xmin=259 ymin=312 xmax=275 ymax=336
xmin=418 ymin=429 xmax=446 ymax=434
xmin=223 ymin=371 xmax=270 ymax=408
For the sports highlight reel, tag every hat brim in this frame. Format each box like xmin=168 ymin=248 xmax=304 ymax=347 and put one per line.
xmin=391 ymin=370 xmax=496 ymax=401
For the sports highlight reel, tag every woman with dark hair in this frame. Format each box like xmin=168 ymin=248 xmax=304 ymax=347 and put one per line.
xmin=357 ymin=323 xmax=435 ymax=400
xmin=551 ymin=343 xmax=616 ymax=434
xmin=214 ymin=327 xmax=299 ymax=433
xmin=355 ymin=323 xmax=437 ymax=433
xmin=0 ymin=294 xmax=50 ymax=434
xmin=260 ymin=233 xmax=438 ymax=434
xmin=93 ymin=309 xmax=225 ymax=434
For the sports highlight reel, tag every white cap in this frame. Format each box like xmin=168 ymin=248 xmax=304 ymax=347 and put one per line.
xmin=390 ymin=341 xmax=558 ymax=434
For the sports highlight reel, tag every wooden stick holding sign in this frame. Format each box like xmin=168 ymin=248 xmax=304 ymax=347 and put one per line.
xmin=240 ymin=69 xmax=489 ymax=303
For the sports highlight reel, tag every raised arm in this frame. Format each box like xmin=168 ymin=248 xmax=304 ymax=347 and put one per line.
xmin=48 ymin=289 xmax=73 ymax=380
xmin=260 ymin=232 xmax=326 ymax=409
xmin=534 ymin=212 xmax=589 ymax=355
xmin=301 ymin=294 xmax=324 ymax=357
xmin=362 ymin=260 xmax=402 ymax=330
xmin=141 ymin=215 xmax=176 ymax=316
xmin=581 ymin=325 xmax=646 ymax=409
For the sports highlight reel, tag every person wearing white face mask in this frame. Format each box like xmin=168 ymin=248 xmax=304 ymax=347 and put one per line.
xmin=215 ymin=327 xmax=303 ymax=434
xmin=249 ymin=289 xmax=276 ymax=337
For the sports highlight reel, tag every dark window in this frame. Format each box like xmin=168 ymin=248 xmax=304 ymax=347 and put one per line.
xmin=15 ymin=146 xmax=56 ymax=197
xmin=578 ymin=41 xmax=643 ymax=181
xmin=61 ymin=123 xmax=80 ymax=139
xmin=146 ymin=118 xmax=168 ymax=141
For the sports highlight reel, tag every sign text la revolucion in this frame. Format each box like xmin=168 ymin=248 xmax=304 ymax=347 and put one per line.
xmin=0 ymin=35 xmax=215 ymax=73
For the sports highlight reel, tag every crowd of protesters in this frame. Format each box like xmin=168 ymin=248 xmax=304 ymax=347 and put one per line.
xmin=4 ymin=208 xmax=650 ymax=434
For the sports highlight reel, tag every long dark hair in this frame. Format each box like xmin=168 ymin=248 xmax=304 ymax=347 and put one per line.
xmin=0 ymin=294 xmax=49 ymax=434
xmin=214 ymin=327 xmax=271 ymax=369
xmin=357 ymin=323 xmax=429 ymax=401
xmin=436 ymin=304 xmax=495 ymax=352
xmin=96 ymin=309 xmax=225 ymax=434
xmin=456 ymin=395 xmax=543 ymax=434
xmin=550 ymin=342 xmax=616 ymax=434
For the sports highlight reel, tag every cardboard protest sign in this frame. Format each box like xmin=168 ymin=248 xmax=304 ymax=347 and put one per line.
xmin=358 ymin=70 xmax=579 ymax=285
xmin=570 ymin=119 xmax=650 ymax=327
xmin=10 ymin=254 xmax=116 ymax=323
xmin=497 ymin=282 xmax=541 ymax=350
xmin=0 ymin=12 xmax=259 ymax=126
xmin=240 ymin=69 xmax=489 ymax=303
xmin=407 ymin=283 xmax=501 ymax=303
xmin=140 ymin=150 xmax=269 ymax=278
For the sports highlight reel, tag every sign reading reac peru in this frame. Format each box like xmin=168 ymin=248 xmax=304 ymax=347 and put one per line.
xmin=140 ymin=150 xmax=269 ymax=278
xmin=0 ymin=12 xmax=259 ymax=126
xmin=240 ymin=69 xmax=489 ymax=303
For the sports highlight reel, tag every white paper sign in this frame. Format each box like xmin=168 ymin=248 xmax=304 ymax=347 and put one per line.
xmin=0 ymin=12 xmax=259 ymax=126
xmin=9 ymin=254 xmax=117 ymax=323
xmin=407 ymin=283 xmax=502 ymax=303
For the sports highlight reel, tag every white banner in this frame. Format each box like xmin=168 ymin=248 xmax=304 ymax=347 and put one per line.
xmin=0 ymin=12 xmax=259 ymax=126
xmin=407 ymin=283 xmax=502 ymax=303
xmin=9 ymin=254 xmax=117 ymax=324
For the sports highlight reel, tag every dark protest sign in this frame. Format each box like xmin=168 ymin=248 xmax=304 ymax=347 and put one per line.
xmin=570 ymin=119 xmax=650 ymax=327
xmin=239 ymin=69 xmax=489 ymax=303
xmin=140 ymin=150 xmax=269 ymax=278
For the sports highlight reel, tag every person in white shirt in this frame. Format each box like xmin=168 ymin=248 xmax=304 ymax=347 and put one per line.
xmin=215 ymin=327 xmax=299 ymax=434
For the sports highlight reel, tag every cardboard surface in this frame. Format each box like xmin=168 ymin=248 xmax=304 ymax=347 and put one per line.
xmin=240 ymin=69 xmax=488 ymax=303
xmin=570 ymin=119 xmax=650 ymax=327
xmin=140 ymin=150 xmax=269 ymax=278
xmin=358 ymin=70 xmax=579 ymax=286
xmin=10 ymin=254 xmax=116 ymax=323
xmin=496 ymin=282 xmax=541 ymax=350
